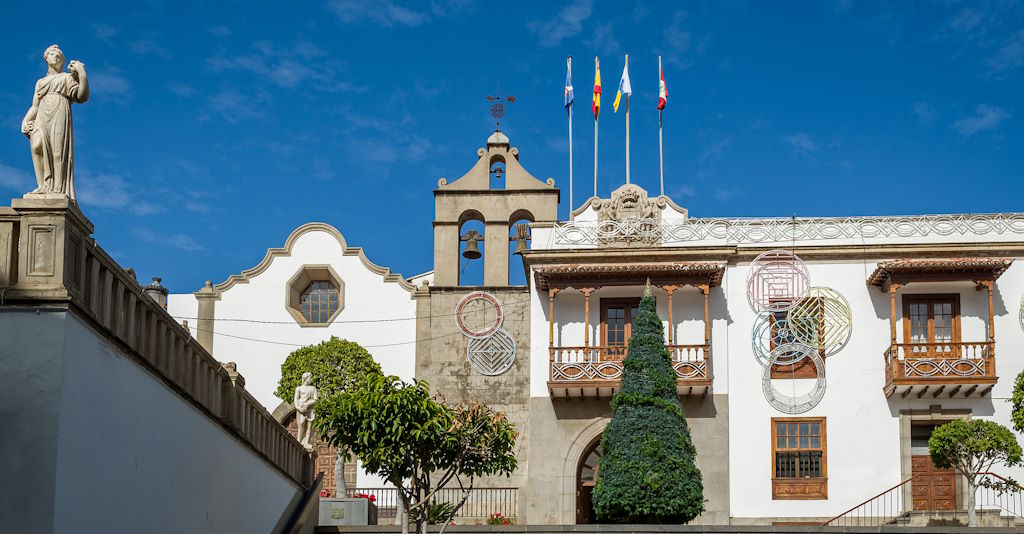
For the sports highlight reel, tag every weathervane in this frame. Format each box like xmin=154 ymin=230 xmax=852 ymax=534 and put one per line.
xmin=486 ymin=82 xmax=515 ymax=129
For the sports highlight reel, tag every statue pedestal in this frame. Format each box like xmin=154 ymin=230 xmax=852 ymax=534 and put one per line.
xmin=319 ymin=498 xmax=378 ymax=526
xmin=1 ymin=196 xmax=93 ymax=296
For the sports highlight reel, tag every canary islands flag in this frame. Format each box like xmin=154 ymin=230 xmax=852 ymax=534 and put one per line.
xmin=592 ymin=59 xmax=601 ymax=119
xmin=564 ymin=60 xmax=574 ymax=111
xmin=613 ymin=61 xmax=631 ymax=113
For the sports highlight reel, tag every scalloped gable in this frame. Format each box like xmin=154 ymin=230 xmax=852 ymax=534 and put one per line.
xmin=436 ymin=135 xmax=557 ymax=191
xmin=198 ymin=222 xmax=417 ymax=296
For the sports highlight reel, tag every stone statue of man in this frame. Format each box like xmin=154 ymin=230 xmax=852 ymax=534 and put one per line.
xmin=293 ymin=372 xmax=318 ymax=452
xmin=21 ymin=44 xmax=89 ymax=201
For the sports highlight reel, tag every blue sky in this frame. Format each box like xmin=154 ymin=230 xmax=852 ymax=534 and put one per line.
xmin=1 ymin=1 xmax=1022 ymax=291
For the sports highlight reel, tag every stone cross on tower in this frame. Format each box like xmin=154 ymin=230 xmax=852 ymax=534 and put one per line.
xmin=485 ymin=82 xmax=515 ymax=130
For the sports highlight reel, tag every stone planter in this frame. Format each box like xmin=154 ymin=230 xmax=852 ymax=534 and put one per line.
xmin=318 ymin=498 xmax=378 ymax=526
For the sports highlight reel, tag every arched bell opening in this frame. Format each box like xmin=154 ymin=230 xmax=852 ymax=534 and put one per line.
xmin=508 ymin=209 xmax=535 ymax=286
xmin=576 ymin=436 xmax=603 ymax=524
xmin=458 ymin=209 xmax=485 ymax=286
xmin=489 ymin=156 xmax=506 ymax=190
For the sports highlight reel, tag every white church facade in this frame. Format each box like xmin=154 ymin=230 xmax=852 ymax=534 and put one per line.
xmin=164 ymin=130 xmax=1024 ymax=526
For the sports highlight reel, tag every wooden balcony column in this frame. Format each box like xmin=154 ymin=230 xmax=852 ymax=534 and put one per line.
xmin=888 ymin=283 xmax=902 ymax=346
xmin=977 ymin=280 xmax=995 ymax=344
xmin=580 ymin=287 xmax=595 ymax=347
xmin=548 ymin=288 xmax=559 ymax=348
xmin=660 ymin=284 xmax=679 ymax=344
xmin=699 ymin=283 xmax=711 ymax=347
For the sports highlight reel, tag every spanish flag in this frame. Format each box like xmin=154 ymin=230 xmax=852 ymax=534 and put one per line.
xmin=592 ymin=58 xmax=601 ymax=119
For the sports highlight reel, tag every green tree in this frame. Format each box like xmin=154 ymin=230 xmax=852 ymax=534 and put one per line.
xmin=319 ymin=374 xmax=517 ymax=534
xmin=929 ymin=419 xmax=1022 ymax=527
xmin=1011 ymin=370 xmax=1024 ymax=433
xmin=593 ymin=285 xmax=704 ymax=523
xmin=275 ymin=337 xmax=382 ymax=496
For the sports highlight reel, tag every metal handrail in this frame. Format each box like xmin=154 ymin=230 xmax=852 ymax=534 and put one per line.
xmin=822 ymin=476 xmax=913 ymax=526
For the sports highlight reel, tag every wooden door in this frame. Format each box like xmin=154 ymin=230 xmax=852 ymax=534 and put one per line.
xmin=576 ymin=441 xmax=603 ymax=524
xmin=911 ymin=455 xmax=956 ymax=510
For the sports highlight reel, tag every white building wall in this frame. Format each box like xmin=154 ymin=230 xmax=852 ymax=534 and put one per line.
xmin=51 ymin=312 xmax=302 ymax=534
xmin=167 ymin=224 xmax=422 ymax=487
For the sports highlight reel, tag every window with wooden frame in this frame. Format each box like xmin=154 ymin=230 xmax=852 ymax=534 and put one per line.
xmin=769 ymin=297 xmax=824 ymax=379
xmin=772 ymin=417 xmax=827 ymax=500
xmin=902 ymin=294 xmax=960 ymax=356
xmin=600 ymin=298 xmax=641 ymax=359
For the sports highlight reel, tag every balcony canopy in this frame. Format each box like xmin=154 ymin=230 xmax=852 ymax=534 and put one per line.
xmin=533 ymin=261 xmax=726 ymax=291
xmin=866 ymin=257 xmax=1012 ymax=291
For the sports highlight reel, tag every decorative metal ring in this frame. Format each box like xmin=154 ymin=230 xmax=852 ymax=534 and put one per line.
xmin=466 ymin=328 xmax=516 ymax=376
xmin=746 ymin=250 xmax=810 ymax=313
xmin=455 ymin=291 xmax=503 ymax=339
xmin=786 ymin=287 xmax=853 ymax=357
xmin=751 ymin=309 xmax=810 ymax=367
xmin=762 ymin=343 xmax=826 ymax=414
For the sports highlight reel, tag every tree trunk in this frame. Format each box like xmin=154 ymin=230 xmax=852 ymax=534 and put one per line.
xmin=334 ymin=448 xmax=347 ymax=497
xmin=967 ymin=478 xmax=977 ymax=527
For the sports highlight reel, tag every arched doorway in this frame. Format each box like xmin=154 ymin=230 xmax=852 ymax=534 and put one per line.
xmin=576 ymin=438 xmax=603 ymax=524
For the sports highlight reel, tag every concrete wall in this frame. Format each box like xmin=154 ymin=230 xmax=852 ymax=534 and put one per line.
xmin=0 ymin=308 xmax=304 ymax=533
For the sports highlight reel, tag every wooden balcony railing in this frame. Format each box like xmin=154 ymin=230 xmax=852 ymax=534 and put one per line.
xmin=548 ymin=343 xmax=711 ymax=397
xmin=883 ymin=341 xmax=997 ymax=398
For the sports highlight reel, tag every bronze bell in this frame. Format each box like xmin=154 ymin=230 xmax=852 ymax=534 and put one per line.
xmin=461 ymin=230 xmax=483 ymax=260
xmin=511 ymin=223 xmax=531 ymax=255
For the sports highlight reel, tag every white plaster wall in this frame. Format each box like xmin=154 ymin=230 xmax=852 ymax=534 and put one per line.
xmin=167 ymin=226 xmax=419 ymax=487
xmin=727 ymin=258 xmax=1024 ymax=519
xmin=52 ymin=312 xmax=302 ymax=533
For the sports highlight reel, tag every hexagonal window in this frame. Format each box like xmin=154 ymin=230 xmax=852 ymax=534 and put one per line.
xmin=286 ymin=265 xmax=344 ymax=326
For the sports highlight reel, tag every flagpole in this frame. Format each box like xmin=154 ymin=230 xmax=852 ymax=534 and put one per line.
xmin=658 ymin=55 xmax=664 ymax=197
xmin=593 ymin=56 xmax=598 ymax=199
xmin=568 ymin=56 xmax=574 ymax=219
xmin=625 ymin=52 xmax=630 ymax=185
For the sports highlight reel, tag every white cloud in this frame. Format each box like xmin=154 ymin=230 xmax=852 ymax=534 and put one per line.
xmin=77 ymin=172 xmax=165 ymax=216
xmin=989 ymin=29 xmax=1024 ymax=75
xmin=129 ymin=39 xmax=172 ymax=59
xmin=166 ymin=82 xmax=196 ymax=97
xmin=699 ymin=137 xmax=731 ymax=165
xmin=132 ymin=228 xmax=204 ymax=252
xmin=89 ymin=67 xmax=133 ymax=104
xmin=952 ymin=104 xmax=1010 ymax=137
xmin=0 ymin=161 xmax=32 ymax=192
xmin=528 ymin=0 xmax=594 ymax=47
xmin=783 ymin=132 xmax=820 ymax=155
xmin=204 ymin=88 xmax=269 ymax=122
xmin=92 ymin=22 xmax=116 ymax=43
xmin=328 ymin=0 xmax=429 ymax=27
xmin=913 ymin=102 xmax=938 ymax=126
xmin=657 ymin=11 xmax=697 ymax=69
xmin=584 ymin=24 xmax=620 ymax=56
xmin=206 ymin=25 xmax=231 ymax=37
xmin=207 ymin=41 xmax=357 ymax=91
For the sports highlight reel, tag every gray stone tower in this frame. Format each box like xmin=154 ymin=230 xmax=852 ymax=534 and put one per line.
xmin=431 ymin=130 xmax=559 ymax=287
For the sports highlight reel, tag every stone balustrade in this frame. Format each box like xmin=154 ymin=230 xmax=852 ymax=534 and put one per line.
xmin=0 ymin=198 xmax=313 ymax=487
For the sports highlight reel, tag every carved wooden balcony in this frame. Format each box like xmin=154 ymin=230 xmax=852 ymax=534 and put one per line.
xmin=883 ymin=342 xmax=996 ymax=398
xmin=548 ymin=343 xmax=711 ymax=398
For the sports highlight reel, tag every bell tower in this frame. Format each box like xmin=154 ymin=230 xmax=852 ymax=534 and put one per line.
xmin=432 ymin=130 xmax=559 ymax=286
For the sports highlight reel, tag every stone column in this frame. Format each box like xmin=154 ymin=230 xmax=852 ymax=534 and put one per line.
xmin=194 ymin=280 xmax=219 ymax=355
xmin=432 ymin=222 xmax=459 ymax=286
xmin=484 ymin=221 xmax=509 ymax=286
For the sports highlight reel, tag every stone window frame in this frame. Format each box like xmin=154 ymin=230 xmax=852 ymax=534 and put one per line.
xmin=286 ymin=264 xmax=344 ymax=327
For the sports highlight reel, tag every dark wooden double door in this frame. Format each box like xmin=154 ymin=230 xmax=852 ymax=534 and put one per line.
xmin=911 ymin=455 xmax=956 ymax=511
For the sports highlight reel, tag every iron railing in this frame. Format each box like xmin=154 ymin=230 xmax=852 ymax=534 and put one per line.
xmin=825 ymin=472 xmax=1024 ymax=527
xmin=347 ymin=487 xmax=518 ymax=524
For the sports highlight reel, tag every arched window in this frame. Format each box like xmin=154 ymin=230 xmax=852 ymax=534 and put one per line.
xmin=300 ymin=280 xmax=339 ymax=323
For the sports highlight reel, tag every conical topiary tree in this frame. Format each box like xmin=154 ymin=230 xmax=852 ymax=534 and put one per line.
xmin=592 ymin=283 xmax=704 ymax=523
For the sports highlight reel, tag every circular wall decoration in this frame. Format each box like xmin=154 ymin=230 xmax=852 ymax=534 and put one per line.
xmin=761 ymin=343 xmax=826 ymax=415
xmin=467 ymin=329 xmax=517 ymax=376
xmin=787 ymin=287 xmax=853 ymax=357
xmin=455 ymin=291 xmax=504 ymax=339
xmin=1019 ymin=293 xmax=1024 ymax=333
xmin=746 ymin=250 xmax=810 ymax=313
xmin=751 ymin=310 xmax=806 ymax=367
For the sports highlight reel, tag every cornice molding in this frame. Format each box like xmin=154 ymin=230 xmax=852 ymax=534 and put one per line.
xmin=203 ymin=222 xmax=416 ymax=296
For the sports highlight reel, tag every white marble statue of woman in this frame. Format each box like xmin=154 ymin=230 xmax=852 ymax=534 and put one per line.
xmin=21 ymin=45 xmax=89 ymax=201
xmin=294 ymin=372 xmax=318 ymax=452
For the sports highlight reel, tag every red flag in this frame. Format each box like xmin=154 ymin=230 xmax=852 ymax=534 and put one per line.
xmin=657 ymin=63 xmax=668 ymax=110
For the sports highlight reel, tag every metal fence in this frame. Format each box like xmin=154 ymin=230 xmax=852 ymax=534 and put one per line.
xmin=347 ymin=487 xmax=518 ymax=524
